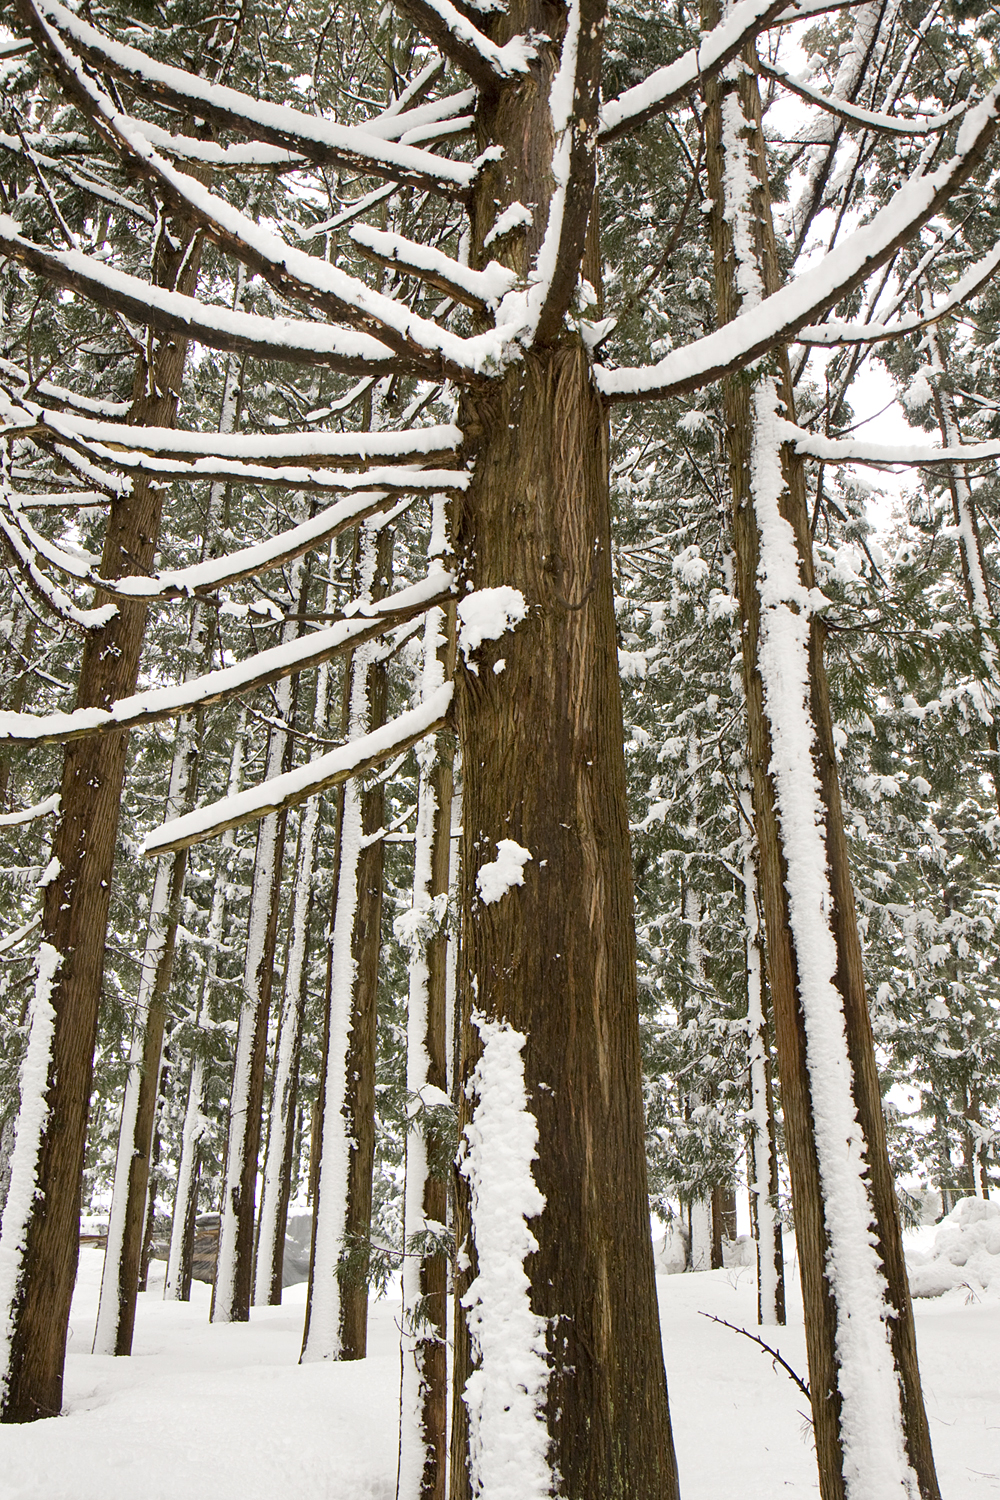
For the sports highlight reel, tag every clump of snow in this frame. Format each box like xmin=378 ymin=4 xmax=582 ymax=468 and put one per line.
xmin=901 ymin=372 xmax=933 ymax=412
xmin=618 ymin=648 xmax=647 ymax=680
xmin=460 ymin=1017 xmax=550 ymax=1500
xmin=908 ymin=1198 xmax=1000 ymax=1299
xmin=457 ymin=587 xmax=527 ymax=663
xmin=482 ymin=201 xmax=534 ymax=250
xmin=672 ymin=545 xmax=709 ymax=587
xmin=476 ymin=840 xmax=532 ymax=905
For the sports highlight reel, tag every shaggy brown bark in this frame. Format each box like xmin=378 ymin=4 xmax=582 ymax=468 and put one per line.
xmin=452 ymin=340 xmax=679 ymax=1500
xmin=0 ymin=228 xmax=202 ymax=1422
xmin=703 ymin=27 xmax=938 ymax=1500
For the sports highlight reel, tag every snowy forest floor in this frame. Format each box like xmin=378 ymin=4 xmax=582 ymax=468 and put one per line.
xmin=2 ymin=1243 xmax=998 ymax=1499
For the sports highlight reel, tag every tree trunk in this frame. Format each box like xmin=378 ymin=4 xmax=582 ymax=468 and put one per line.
xmin=211 ymin=664 xmax=295 ymax=1323
xmin=301 ymin=522 xmax=391 ymax=1362
xmin=703 ymin=22 xmax=939 ymax=1499
xmin=741 ymin=785 xmax=785 ymax=1326
xmin=398 ymin=498 xmax=455 ymax=1500
xmin=255 ymin=546 xmax=337 ymax=1307
xmin=163 ymin=712 xmax=246 ymax=1301
xmin=338 ymin=530 xmax=391 ymax=1354
xmin=451 ymin=339 xmax=679 ymax=1500
xmin=0 ymin=228 xmax=202 ymax=1423
xmin=92 ymin=690 xmax=203 ymax=1354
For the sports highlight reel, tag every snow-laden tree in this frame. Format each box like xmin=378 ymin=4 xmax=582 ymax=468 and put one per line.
xmin=2 ymin=0 xmax=1000 ymax=1496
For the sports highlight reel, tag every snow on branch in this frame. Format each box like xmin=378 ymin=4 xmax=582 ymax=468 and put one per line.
xmin=0 ymin=216 xmax=402 ymax=376
xmin=2 ymin=399 xmax=463 ymax=469
xmin=144 ymin=681 xmax=454 ymax=852
xmin=20 ymin=49 xmax=503 ymax=382
xmin=0 ymin=794 xmax=59 ymax=827
xmin=595 ymin=85 xmax=1000 ymax=401
xmin=349 ymin=225 xmax=519 ymax=309
xmin=599 ymin=0 xmax=793 ymax=141
xmin=796 ymin=239 xmax=1000 ymax=346
xmin=0 ymin=488 xmax=117 ymax=631
xmin=0 ymin=573 xmax=454 ymax=746
xmin=760 ymin=60 xmax=968 ymax=137
xmin=17 ymin=0 xmax=478 ymax=197
xmin=391 ymin=0 xmax=533 ymax=90
xmin=777 ymin=418 xmax=1000 ymax=469
xmin=364 ymin=87 xmax=476 ymax=142
xmin=1 ymin=483 xmax=436 ymax=604
xmin=0 ymin=356 xmax=131 ymax=421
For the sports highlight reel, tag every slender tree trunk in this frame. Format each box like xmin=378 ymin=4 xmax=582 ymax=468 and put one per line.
xmin=164 ymin=713 xmax=248 ymax=1301
xmin=255 ymin=546 xmax=338 ymax=1307
xmin=451 ymin=337 xmax=679 ymax=1500
xmin=211 ymin=644 xmax=297 ymax=1323
xmin=92 ymin=700 xmax=201 ymax=1354
xmin=398 ymin=497 xmax=455 ymax=1500
xmin=95 ymin=320 xmax=249 ymax=1337
xmin=703 ymin=22 xmax=938 ymax=1499
xmin=0 ymin=226 xmax=202 ymax=1423
xmin=338 ymin=529 xmax=391 ymax=1354
xmin=301 ymin=522 xmax=391 ymax=1362
xmin=923 ymin=319 xmax=1000 ymax=817
xmin=741 ymin=787 xmax=785 ymax=1326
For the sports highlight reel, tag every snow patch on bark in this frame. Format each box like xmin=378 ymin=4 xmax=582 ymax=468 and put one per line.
xmin=476 ymin=841 xmax=532 ymax=905
xmin=460 ymin=1018 xmax=550 ymax=1500
xmin=752 ymin=380 xmax=918 ymax=1500
xmin=0 ymin=943 xmax=59 ymax=1398
xmin=457 ymin=587 xmax=527 ymax=663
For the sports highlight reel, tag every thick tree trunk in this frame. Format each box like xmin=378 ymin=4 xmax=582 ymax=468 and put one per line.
xmin=0 ymin=231 xmax=201 ymax=1422
xmin=703 ymin=24 xmax=938 ymax=1500
xmin=451 ymin=340 xmax=679 ymax=1500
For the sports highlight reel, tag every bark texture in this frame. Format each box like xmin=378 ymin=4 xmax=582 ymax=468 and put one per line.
xmin=452 ymin=340 xmax=679 ymax=1500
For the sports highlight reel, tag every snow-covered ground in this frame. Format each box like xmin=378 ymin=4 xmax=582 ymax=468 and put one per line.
xmin=2 ymin=1241 xmax=998 ymax=1500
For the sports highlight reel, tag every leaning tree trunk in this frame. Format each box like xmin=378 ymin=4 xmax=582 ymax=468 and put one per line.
xmin=0 ymin=226 xmax=202 ymax=1423
xmin=703 ymin=19 xmax=938 ymax=1500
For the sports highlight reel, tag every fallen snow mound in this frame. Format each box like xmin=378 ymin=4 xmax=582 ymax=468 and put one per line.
xmin=907 ymin=1197 xmax=1000 ymax=1298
